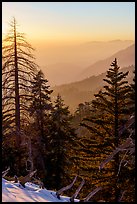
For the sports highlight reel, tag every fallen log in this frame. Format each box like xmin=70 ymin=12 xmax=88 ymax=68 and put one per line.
xmin=31 ymin=177 xmax=45 ymax=189
xmin=70 ymin=179 xmax=85 ymax=202
xmin=80 ymin=186 xmax=102 ymax=202
xmin=19 ymin=169 xmax=37 ymax=187
xmin=2 ymin=167 xmax=10 ymax=177
xmin=56 ymin=175 xmax=78 ymax=199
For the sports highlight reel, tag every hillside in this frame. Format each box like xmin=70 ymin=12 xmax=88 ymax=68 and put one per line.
xmin=52 ymin=65 xmax=134 ymax=113
xmin=40 ymin=41 xmax=134 ymax=86
xmin=80 ymin=44 xmax=135 ymax=80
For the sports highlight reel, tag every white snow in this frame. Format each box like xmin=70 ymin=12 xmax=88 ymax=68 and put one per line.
xmin=2 ymin=178 xmax=79 ymax=202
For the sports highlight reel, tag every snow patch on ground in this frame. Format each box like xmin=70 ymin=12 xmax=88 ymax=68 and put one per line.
xmin=2 ymin=178 xmax=79 ymax=202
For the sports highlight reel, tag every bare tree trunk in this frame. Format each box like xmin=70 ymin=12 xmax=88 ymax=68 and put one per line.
xmin=2 ymin=17 xmax=38 ymax=176
xmin=14 ymin=18 xmax=21 ymax=148
xmin=13 ymin=18 xmax=21 ymax=174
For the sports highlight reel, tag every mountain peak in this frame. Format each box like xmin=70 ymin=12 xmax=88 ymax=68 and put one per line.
xmin=80 ymin=43 xmax=135 ymax=79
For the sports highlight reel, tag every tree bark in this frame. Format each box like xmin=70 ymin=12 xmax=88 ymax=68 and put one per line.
xmin=14 ymin=18 xmax=21 ymax=148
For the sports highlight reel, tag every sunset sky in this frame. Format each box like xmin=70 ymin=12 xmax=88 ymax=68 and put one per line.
xmin=2 ymin=2 xmax=135 ymax=85
xmin=2 ymin=2 xmax=135 ymax=43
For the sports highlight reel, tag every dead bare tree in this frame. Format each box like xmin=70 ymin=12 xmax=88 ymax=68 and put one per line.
xmin=2 ymin=18 xmax=38 ymax=172
xmin=2 ymin=17 xmax=38 ymax=145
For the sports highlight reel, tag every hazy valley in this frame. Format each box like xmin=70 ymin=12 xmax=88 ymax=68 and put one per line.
xmin=51 ymin=43 xmax=135 ymax=112
xmin=39 ymin=40 xmax=134 ymax=86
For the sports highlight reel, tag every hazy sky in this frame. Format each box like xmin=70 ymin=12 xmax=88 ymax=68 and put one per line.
xmin=2 ymin=2 xmax=135 ymax=43
xmin=2 ymin=2 xmax=135 ymax=86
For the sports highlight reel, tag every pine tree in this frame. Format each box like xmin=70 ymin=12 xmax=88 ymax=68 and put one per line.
xmin=46 ymin=94 xmax=76 ymax=190
xmin=130 ymin=69 xmax=135 ymax=140
xmin=122 ymin=70 xmax=135 ymax=201
xmin=80 ymin=58 xmax=132 ymax=201
xmin=129 ymin=70 xmax=135 ymax=116
xmin=29 ymin=70 xmax=53 ymax=135
xmin=2 ymin=18 xmax=38 ymax=174
xmin=28 ymin=70 xmax=53 ymax=180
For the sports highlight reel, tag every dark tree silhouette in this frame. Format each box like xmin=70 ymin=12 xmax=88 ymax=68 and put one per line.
xmin=2 ymin=18 xmax=38 ymax=173
xmin=46 ymin=94 xmax=76 ymax=190
xmin=29 ymin=70 xmax=53 ymax=138
xmin=80 ymin=58 xmax=132 ymax=201
xmin=27 ymin=70 xmax=53 ymax=178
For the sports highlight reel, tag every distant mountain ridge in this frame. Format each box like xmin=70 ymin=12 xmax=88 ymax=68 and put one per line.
xmin=83 ymin=39 xmax=133 ymax=45
xmin=52 ymin=65 xmax=134 ymax=113
xmin=41 ymin=41 xmax=134 ymax=86
xmin=80 ymin=44 xmax=135 ymax=80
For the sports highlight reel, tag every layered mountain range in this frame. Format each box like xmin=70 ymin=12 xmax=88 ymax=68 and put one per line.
xmin=41 ymin=40 xmax=134 ymax=86
xmin=51 ymin=44 xmax=135 ymax=112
